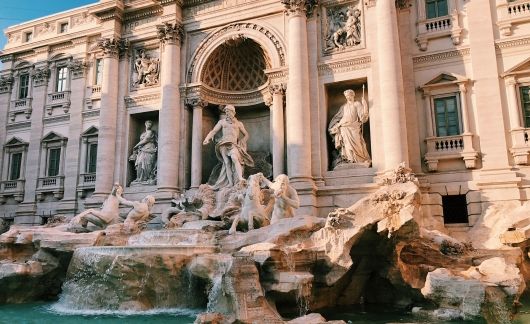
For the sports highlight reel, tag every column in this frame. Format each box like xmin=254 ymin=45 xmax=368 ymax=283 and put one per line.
xmin=269 ymin=84 xmax=286 ymax=177
xmin=156 ymin=22 xmax=184 ymax=193
xmin=505 ymin=77 xmax=522 ymax=130
xmin=458 ymin=83 xmax=471 ymax=134
xmin=93 ymin=38 xmax=123 ymax=197
xmin=376 ymin=0 xmax=407 ymax=169
xmin=283 ymin=0 xmax=316 ymax=183
xmin=188 ymin=98 xmax=207 ymax=188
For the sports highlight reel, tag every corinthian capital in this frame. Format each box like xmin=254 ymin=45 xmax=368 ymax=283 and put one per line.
xmin=269 ymin=83 xmax=286 ymax=95
xmin=97 ymin=37 xmax=129 ymax=58
xmin=157 ymin=22 xmax=184 ymax=45
xmin=281 ymin=0 xmax=318 ymax=17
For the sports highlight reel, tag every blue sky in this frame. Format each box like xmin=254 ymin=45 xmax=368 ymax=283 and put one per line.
xmin=0 ymin=0 xmax=96 ymax=51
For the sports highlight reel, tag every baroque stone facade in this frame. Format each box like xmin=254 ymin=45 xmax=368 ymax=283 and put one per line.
xmin=0 ymin=0 xmax=529 ymax=242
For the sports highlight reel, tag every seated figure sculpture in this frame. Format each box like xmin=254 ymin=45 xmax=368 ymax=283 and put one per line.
xmin=119 ymin=194 xmax=156 ymax=233
xmin=67 ymin=184 xmax=123 ymax=232
xmin=228 ymin=173 xmax=270 ymax=234
xmin=262 ymin=174 xmax=300 ymax=224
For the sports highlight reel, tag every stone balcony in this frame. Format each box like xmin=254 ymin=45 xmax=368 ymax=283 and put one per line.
xmin=0 ymin=179 xmax=25 ymax=203
xmin=9 ymin=98 xmax=32 ymax=121
xmin=416 ymin=11 xmax=462 ymax=51
xmin=497 ymin=0 xmax=530 ymax=36
xmin=36 ymin=176 xmax=64 ymax=200
xmin=424 ymin=133 xmax=479 ymax=172
xmin=91 ymin=85 xmax=101 ymax=98
xmin=509 ymin=127 xmax=530 ymax=165
xmin=77 ymin=173 xmax=96 ymax=198
xmin=46 ymin=91 xmax=71 ymax=115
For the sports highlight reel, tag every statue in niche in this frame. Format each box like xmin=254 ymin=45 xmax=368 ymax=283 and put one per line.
xmin=66 ymin=183 xmax=123 ymax=232
xmin=203 ymin=105 xmax=254 ymax=189
xmin=324 ymin=5 xmax=362 ymax=52
xmin=129 ymin=120 xmax=158 ymax=185
xmin=133 ymin=49 xmax=159 ymax=87
xmin=328 ymin=88 xmax=371 ymax=169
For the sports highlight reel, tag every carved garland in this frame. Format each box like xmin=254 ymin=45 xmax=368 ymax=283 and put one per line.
xmin=187 ymin=22 xmax=286 ymax=83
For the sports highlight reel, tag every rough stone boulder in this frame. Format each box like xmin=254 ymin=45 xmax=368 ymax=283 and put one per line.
xmin=0 ymin=226 xmax=102 ymax=303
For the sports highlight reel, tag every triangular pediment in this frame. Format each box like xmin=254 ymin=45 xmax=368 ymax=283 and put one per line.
xmin=81 ymin=126 xmax=98 ymax=137
xmin=42 ymin=131 xmax=66 ymax=142
xmin=424 ymin=72 xmax=467 ymax=86
xmin=5 ymin=137 xmax=28 ymax=147
xmin=504 ymin=57 xmax=530 ymax=76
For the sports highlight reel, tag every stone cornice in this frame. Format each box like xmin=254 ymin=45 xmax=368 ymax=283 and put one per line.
xmin=6 ymin=121 xmax=31 ymax=131
xmin=44 ymin=114 xmax=71 ymax=125
xmin=318 ymin=56 xmax=371 ymax=76
xmin=124 ymin=6 xmax=164 ymax=22
xmin=157 ymin=22 xmax=184 ymax=45
xmin=89 ymin=1 xmax=125 ymax=22
xmin=412 ymin=48 xmax=470 ymax=65
xmin=125 ymin=93 xmax=161 ymax=108
xmin=281 ymin=0 xmax=319 ymax=18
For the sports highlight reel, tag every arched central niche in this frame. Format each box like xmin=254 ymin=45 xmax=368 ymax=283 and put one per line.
xmin=201 ymin=37 xmax=271 ymax=92
xmin=199 ymin=37 xmax=274 ymax=183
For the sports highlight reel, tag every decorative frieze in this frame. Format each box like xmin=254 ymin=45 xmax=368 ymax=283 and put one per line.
xmin=31 ymin=67 xmax=50 ymax=87
xmin=496 ymin=36 xmax=530 ymax=50
xmin=6 ymin=121 xmax=31 ymax=131
xmin=124 ymin=93 xmax=161 ymax=109
xmin=0 ymin=75 xmax=14 ymax=94
xmin=157 ymin=22 xmax=184 ymax=45
xmin=281 ymin=0 xmax=319 ymax=17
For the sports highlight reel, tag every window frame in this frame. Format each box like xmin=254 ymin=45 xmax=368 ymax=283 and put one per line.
xmin=46 ymin=147 xmax=61 ymax=177
xmin=18 ymin=73 xmax=30 ymax=99
xmin=432 ymin=93 xmax=461 ymax=137
xmin=59 ymin=22 xmax=68 ymax=34
xmin=518 ymin=84 xmax=530 ymax=128
xmin=425 ymin=0 xmax=449 ymax=19
xmin=24 ymin=31 xmax=33 ymax=42
xmin=55 ymin=65 xmax=69 ymax=92
xmin=2 ymin=138 xmax=28 ymax=182
xmin=9 ymin=152 xmax=23 ymax=181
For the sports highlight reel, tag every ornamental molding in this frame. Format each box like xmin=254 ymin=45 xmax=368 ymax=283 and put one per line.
xmin=496 ymin=37 xmax=530 ymax=50
xmin=185 ymin=98 xmax=208 ymax=109
xmin=157 ymin=22 xmax=184 ymax=45
xmin=264 ymin=67 xmax=288 ymax=84
xmin=124 ymin=93 xmax=161 ymax=108
xmin=281 ymin=0 xmax=319 ymax=18
xmin=412 ymin=48 xmax=470 ymax=65
xmin=44 ymin=114 xmax=71 ymax=125
xmin=187 ymin=22 xmax=286 ymax=83
xmin=181 ymin=83 xmax=268 ymax=106
xmin=318 ymin=55 xmax=371 ymax=76
xmin=6 ymin=121 xmax=31 ymax=131
xmin=31 ymin=67 xmax=50 ymax=87
xmin=67 ymin=59 xmax=88 ymax=79
xmin=124 ymin=6 xmax=164 ymax=22
xmin=0 ymin=75 xmax=14 ymax=94
xmin=96 ymin=37 xmax=130 ymax=58
xmin=82 ymin=109 xmax=101 ymax=119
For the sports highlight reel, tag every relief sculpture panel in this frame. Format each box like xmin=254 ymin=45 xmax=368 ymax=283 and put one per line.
xmin=322 ymin=0 xmax=364 ymax=54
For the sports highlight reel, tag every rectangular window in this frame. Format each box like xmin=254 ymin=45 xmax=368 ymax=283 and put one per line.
xmin=434 ymin=95 xmax=460 ymax=137
xmin=442 ymin=194 xmax=468 ymax=224
xmin=94 ymin=59 xmax=103 ymax=85
xmin=9 ymin=153 xmax=22 ymax=181
xmin=426 ymin=0 xmax=448 ymax=19
xmin=520 ymin=86 xmax=530 ymax=128
xmin=18 ymin=74 xmax=29 ymax=99
xmin=56 ymin=67 xmax=68 ymax=92
xmin=87 ymin=143 xmax=98 ymax=173
xmin=47 ymin=148 xmax=61 ymax=177
xmin=25 ymin=32 xmax=33 ymax=42
xmin=60 ymin=22 xmax=68 ymax=33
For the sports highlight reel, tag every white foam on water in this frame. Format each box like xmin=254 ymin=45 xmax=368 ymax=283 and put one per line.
xmin=46 ymin=303 xmax=202 ymax=317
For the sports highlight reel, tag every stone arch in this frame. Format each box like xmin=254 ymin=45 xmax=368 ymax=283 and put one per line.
xmin=187 ymin=21 xmax=286 ymax=84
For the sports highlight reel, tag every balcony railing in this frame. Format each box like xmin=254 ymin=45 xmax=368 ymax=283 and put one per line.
xmin=47 ymin=91 xmax=71 ymax=105
xmin=0 ymin=179 xmax=24 ymax=192
xmin=91 ymin=85 xmax=101 ymax=95
xmin=425 ymin=133 xmax=478 ymax=171
xmin=11 ymin=98 xmax=31 ymax=110
xmin=423 ymin=16 xmax=452 ymax=33
xmin=78 ymin=173 xmax=96 ymax=187
xmin=38 ymin=176 xmax=65 ymax=188
xmin=497 ymin=0 xmax=530 ymax=35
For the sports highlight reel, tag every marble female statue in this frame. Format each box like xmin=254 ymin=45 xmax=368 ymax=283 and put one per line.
xmin=130 ymin=120 xmax=158 ymax=185
xmin=328 ymin=88 xmax=371 ymax=168
xmin=262 ymin=174 xmax=300 ymax=224
xmin=203 ymin=105 xmax=254 ymax=189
